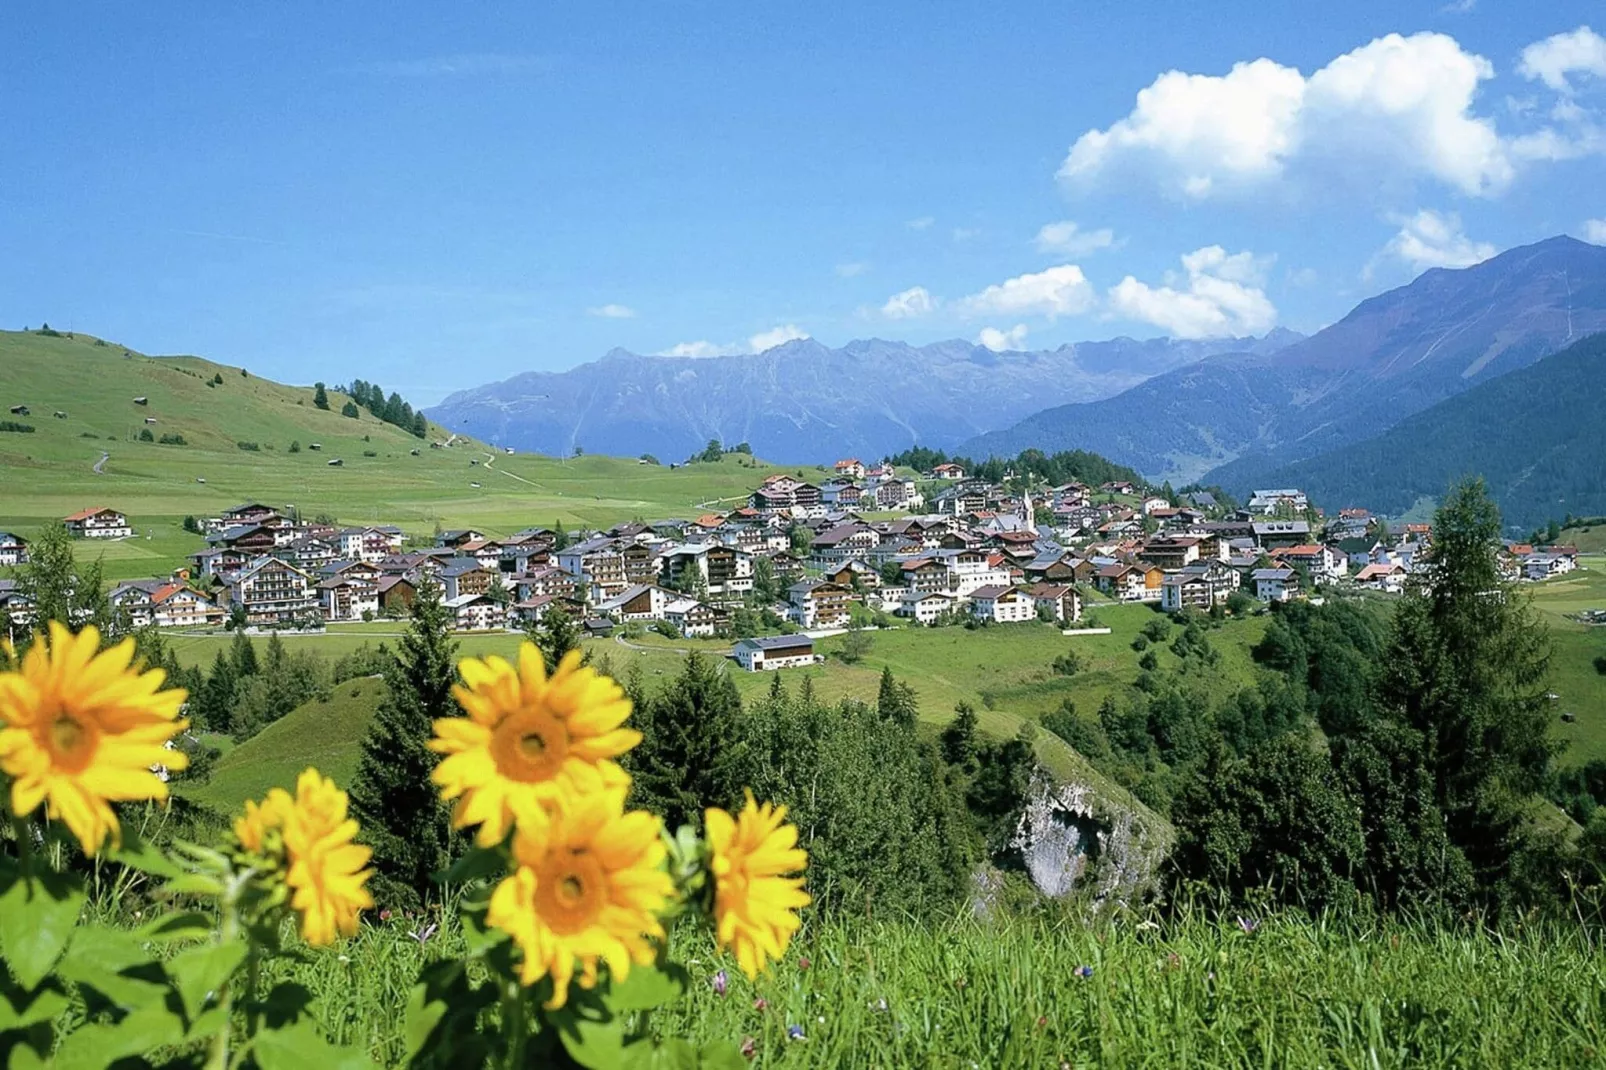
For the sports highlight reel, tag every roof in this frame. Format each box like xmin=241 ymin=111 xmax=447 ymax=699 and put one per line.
xmin=63 ymin=507 xmax=119 ymax=522
xmin=1252 ymin=568 xmax=1296 ymax=581
xmin=968 ymin=585 xmax=1016 ymax=600
xmin=439 ymin=558 xmax=489 ymax=576
xmin=735 ymin=635 xmax=815 ymax=651
xmin=0 ymin=531 xmax=25 ymax=544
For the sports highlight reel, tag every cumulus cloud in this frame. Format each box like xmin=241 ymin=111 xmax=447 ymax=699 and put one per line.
xmin=1519 ymin=26 xmax=1606 ymax=93
xmin=1382 ymin=210 xmax=1497 ymax=270
xmin=961 ymin=265 xmax=1096 ymax=320
xmin=587 ymin=303 xmax=636 ymax=319
xmin=1060 ymin=32 xmax=1521 ymax=198
xmin=1583 ymin=218 xmax=1606 ymax=244
xmin=658 ymin=325 xmax=811 ymax=358
xmin=880 ymin=286 xmax=939 ymax=320
xmin=1034 ymin=221 xmax=1117 ymax=256
xmin=1107 ymin=246 xmax=1277 ymax=339
xmin=748 ymin=324 xmax=809 ymax=352
xmin=977 ymin=325 xmax=1030 ymax=352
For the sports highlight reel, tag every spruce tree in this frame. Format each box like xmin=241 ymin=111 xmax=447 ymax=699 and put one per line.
xmin=197 ymin=649 xmax=237 ymax=733
xmin=348 ymin=580 xmax=462 ymax=908
xmin=229 ymin=629 xmax=259 ymax=678
xmin=941 ymin=702 xmax=980 ymax=774
xmin=313 ymin=382 xmax=330 ymax=410
xmin=627 ymin=652 xmax=744 ymax=830
xmin=876 ymin=666 xmax=919 ymax=728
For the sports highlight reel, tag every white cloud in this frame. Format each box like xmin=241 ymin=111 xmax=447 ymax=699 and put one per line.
xmin=1107 ymin=246 xmax=1277 ymax=339
xmin=880 ymin=286 xmax=939 ymax=320
xmin=1060 ymin=32 xmax=1518 ymax=198
xmin=1440 ymin=0 xmax=1476 ymax=13
xmin=1519 ymin=26 xmax=1606 ymax=94
xmin=748 ymin=324 xmax=809 ymax=352
xmin=1580 ymin=218 xmax=1606 ymax=244
xmin=977 ymin=325 xmax=1029 ymax=352
xmin=659 ymin=340 xmax=724 ymax=358
xmin=835 ymin=261 xmax=869 ymax=278
xmin=1383 ymin=210 xmax=1497 ymax=270
xmin=961 ymin=265 xmax=1096 ymax=320
xmin=586 ymin=303 xmax=636 ymax=319
xmin=906 ymin=216 xmax=935 ymax=231
xmin=1034 ymin=221 xmax=1116 ymax=257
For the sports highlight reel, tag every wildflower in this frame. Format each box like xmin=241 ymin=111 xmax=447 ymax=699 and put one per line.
xmin=753 ymin=997 xmax=769 ymax=1010
xmin=706 ymin=791 xmax=810 ymax=979
xmin=712 ymin=969 xmax=729 ymax=997
xmin=0 ymin=623 xmax=188 ymax=854
xmin=787 ymin=1025 xmax=805 ymax=1042
xmin=1075 ymin=965 xmax=1094 ymax=979
xmin=797 ymin=956 xmax=811 ymax=970
xmin=740 ymin=1037 xmax=757 ymax=1060
xmin=870 ymin=997 xmax=889 ymax=1013
xmin=486 ymin=788 xmax=672 ymax=1008
xmin=430 ymin=645 xmax=639 ymax=846
xmin=1036 ymin=1016 xmax=1048 ymax=1029
xmin=1236 ymin=915 xmax=1259 ymax=935
xmin=409 ymin=922 xmax=438 ymax=945
xmin=379 ymin=908 xmax=392 ymax=922
xmin=280 ymin=770 xmax=375 ymax=946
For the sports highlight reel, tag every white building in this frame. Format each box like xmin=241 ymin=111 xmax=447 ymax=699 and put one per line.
xmin=444 ymin=593 xmax=507 ymax=632
xmin=898 ymin=591 xmax=955 ymax=625
xmin=732 ymin=635 xmax=816 ymax=671
xmin=969 ymin=585 xmax=1036 ymax=623
xmin=1252 ymin=567 xmax=1299 ymax=603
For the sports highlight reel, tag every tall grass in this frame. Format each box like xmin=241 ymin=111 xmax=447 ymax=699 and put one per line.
xmin=210 ymin=907 xmax=1606 ymax=1067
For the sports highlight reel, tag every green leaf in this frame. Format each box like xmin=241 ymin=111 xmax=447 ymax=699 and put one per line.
xmin=555 ymin=1012 xmax=629 ymax=1070
xmin=252 ymin=1019 xmax=376 ymax=1070
xmin=167 ymin=941 xmax=246 ymax=1022
xmin=0 ymin=867 xmax=85 ymax=989
xmin=0 ymin=975 xmax=69 ymax=1033
xmin=607 ymin=962 xmax=685 ymax=1012
xmin=108 ymin=829 xmax=184 ymax=879
xmin=54 ymin=927 xmax=168 ymax=1010
xmin=48 ymin=1003 xmax=189 ymax=1070
xmin=435 ymin=845 xmax=506 ymax=886
xmin=694 ymin=1040 xmax=750 ymax=1070
xmin=135 ymin=909 xmax=216 ymax=943
xmin=161 ymin=872 xmax=226 ymax=897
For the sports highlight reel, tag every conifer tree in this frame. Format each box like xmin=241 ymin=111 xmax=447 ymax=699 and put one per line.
xmin=941 ymin=702 xmax=980 ymax=774
xmin=525 ymin=605 xmax=582 ymax=675
xmin=876 ymin=666 xmax=919 ymax=728
xmin=197 ymin=649 xmax=237 ymax=733
xmin=313 ymin=382 xmax=330 ymax=410
xmin=348 ymin=580 xmax=462 ymax=908
xmin=229 ymin=628 xmax=259 ymax=678
xmin=627 ymin=652 xmax=744 ymax=830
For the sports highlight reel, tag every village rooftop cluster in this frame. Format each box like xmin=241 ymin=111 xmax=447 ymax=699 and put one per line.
xmin=0 ymin=463 xmax=1581 ymax=668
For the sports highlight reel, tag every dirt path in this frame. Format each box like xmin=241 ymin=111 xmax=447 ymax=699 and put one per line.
xmin=92 ymin=451 xmax=109 ymax=474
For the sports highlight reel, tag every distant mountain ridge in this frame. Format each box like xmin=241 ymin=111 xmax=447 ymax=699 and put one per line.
xmin=962 ymin=236 xmax=1606 ymax=485
xmin=425 ymin=332 xmax=1301 ymax=464
xmin=1244 ymin=331 xmax=1606 ymax=531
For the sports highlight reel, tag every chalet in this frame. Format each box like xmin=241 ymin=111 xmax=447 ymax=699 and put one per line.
xmin=898 ymin=590 xmax=955 ymax=625
xmin=1524 ymin=552 xmax=1577 ymax=581
xmin=1252 ymin=520 xmax=1312 ymax=550
xmin=1252 ymin=567 xmax=1299 ymax=603
xmin=457 ymin=539 xmax=505 ymax=569
xmin=282 ymin=536 xmax=338 ymax=571
xmin=833 ymin=458 xmax=867 ymax=479
xmin=768 ymin=552 xmax=806 ymax=582
xmin=824 ymin=559 xmax=881 ymax=590
xmin=63 ymin=507 xmax=131 ymax=539
xmin=1354 ymin=562 xmax=1407 ymax=593
xmin=0 ymin=532 xmax=27 ymax=566
xmin=1247 ymin=489 xmax=1308 ymax=515
xmin=209 ymin=524 xmax=279 ymax=555
xmin=969 ymin=585 xmax=1036 ymax=624
xmin=436 ymin=529 xmax=487 ymax=549
xmin=620 ymin=542 xmax=664 ymax=586
xmin=338 ymin=526 xmax=405 ymax=563
xmin=598 ymin=584 xmax=676 ymax=623
xmin=1332 ymin=537 xmax=1385 ymax=570
xmin=439 ymin=558 xmax=496 ymax=601
xmin=931 ymin=463 xmax=966 ymax=480
xmin=1160 ymin=572 xmax=1214 ymax=612
xmin=733 ymin=635 xmax=816 ymax=672
xmin=1271 ymin=544 xmax=1346 ymax=582
xmin=819 ymin=481 xmax=864 ymax=508
xmin=1141 ymin=496 xmax=1171 ymax=516
xmin=1025 ymin=582 xmax=1081 ymax=624
xmin=659 ymin=543 xmax=754 ymax=599
xmin=516 ymin=567 xmax=572 ymax=602
xmin=1100 ymin=481 xmax=1137 ymax=496
xmin=872 ymin=478 xmax=922 ymax=511
xmin=228 ymin=557 xmax=316 ymax=625
xmin=220 ymin=502 xmax=281 ymax=527
xmin=110 ymin=579 xmax=165 ymax=627
xmin=664 ymin=598 xmax=721 ymax=638
xmin=1139 ymin=535 xmax=1203 ymax=570
xmin=557 ymin=537 xmax=628 ymax=599
xmin=149 ymin=583 xmax=222 ymax=628
xmin=788 ymin=580 xmax=852 ymax=629
xmin=190 ymin=546 xmax=249 ymax=581
xmin=1095 ymin=563 xmax=1148 ymax=603
xmin=377 ymin=575 xmax=418 ymax=615
xmin=444 ymin=593 xmax=506 ymax=632
xmin=809 ymin=522 xmax=880 ymax=564
xmin=0 ymin=579 xmax=32 ymax=631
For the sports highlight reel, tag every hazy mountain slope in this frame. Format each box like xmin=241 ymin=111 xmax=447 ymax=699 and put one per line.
xmin=964 ymin=237 xmax=1606 ymax=483
xmin=425 ymin=333 xmax=1300 ymax=464
xmin=1240 ymin=331 xmax=1606 ymax=531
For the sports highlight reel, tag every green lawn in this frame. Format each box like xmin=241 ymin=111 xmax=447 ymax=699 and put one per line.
xmin=1530 ymin=555 xmax=1606 ymax=765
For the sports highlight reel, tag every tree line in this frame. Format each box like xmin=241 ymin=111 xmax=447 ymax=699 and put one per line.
xmin=884 ymin=445 xmax=1144 ymax=489
xmin=315 ymin=379 xmax=429 ymax=438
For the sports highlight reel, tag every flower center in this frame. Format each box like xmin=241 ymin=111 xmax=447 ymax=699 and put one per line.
xmin=534 ymin=849 xmax=606 ymax=934
xmin=491 ymin=705 xmax=570 ymax=783
xmin=43 ymin=711 xmax=98 ymax=773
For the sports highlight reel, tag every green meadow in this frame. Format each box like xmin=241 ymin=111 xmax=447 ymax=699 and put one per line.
xmin=1530 ymin=554 xmax=1606 ymax=764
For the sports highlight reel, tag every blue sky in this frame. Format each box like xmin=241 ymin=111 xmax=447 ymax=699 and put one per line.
xmin=3 ymin=2 xmax=1603 ymax=403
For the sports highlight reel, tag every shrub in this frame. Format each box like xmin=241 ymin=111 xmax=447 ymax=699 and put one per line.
xmin=158 ymin=433 xmax=187 ymax=446
xmin=341 ymin=401 xmax=360 ymax=418
xmin=236 ymin=441 xmax=260 ymax=451
xmin=137 ymin=428 xmax=155 ymax=442
xmin=1595 ymin=654 xmax=1606 ymax=676
xmin=78 ymin=431 xmax=98 ymax=439
xmin=0 ymin=420 xmax=36 ymax=433
xmin=1051 ymin=649 xmax=1083 ymax=676
xmin=1131 ymin=634 xmax=1149 ymax=652
xmin=363 ymin=449 xmax=378 ymax=458
xmin=288 ymin=440 xmax=301 ymax=453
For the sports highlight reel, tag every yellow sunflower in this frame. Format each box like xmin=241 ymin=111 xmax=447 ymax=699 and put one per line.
xmin=486 ymin=787 xmax=672 ymax=1008
xmin=0 ymin=622 xmax=188 ymax=855
xmin=430 ymin=644 xmax=639 ymax=846
xmin=235 ymin=769 xmax=374 ymax=946
xmin=705 ymin=790 xmax=810 ymax=979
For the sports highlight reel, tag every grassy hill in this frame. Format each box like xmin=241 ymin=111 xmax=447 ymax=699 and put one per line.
xmin=181 ymin=676 xmax=386 ymax=813
xmin=0 ymin=328 xmax=830 ymax=580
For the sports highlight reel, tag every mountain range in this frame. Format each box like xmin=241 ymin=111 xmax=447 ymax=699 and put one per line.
xmin=425 ymin=333 xmax=1302 ymax=463
xmin=964 ymin=237 xmax=1606 ymax=491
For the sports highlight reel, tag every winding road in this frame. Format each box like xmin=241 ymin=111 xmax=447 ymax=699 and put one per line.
xmin=92 ymin=451 xmax=109 ymax=474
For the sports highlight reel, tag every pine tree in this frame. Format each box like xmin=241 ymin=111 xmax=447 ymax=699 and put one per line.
xmin=411 ymin=411 xmax=428 ymax=438
xmin=198 ymin=650 xmax=237 ymax=733
xmin=313 ymin=382 xmax=330 ymax=410
xmin=876 ymin=666 xmax=919 ymax=728
xmin=941 ymin=702 xmax=980 ymax=774
xmin=229 ymin=629 xmax=259 ymax=678
xmin=627 ymin=652 xmax=744 ymax=830
xmin=347 ymin=581 xmax=462 ymax=908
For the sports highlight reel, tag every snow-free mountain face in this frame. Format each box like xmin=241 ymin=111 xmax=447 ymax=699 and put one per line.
xmin=963 ymin=237 xmax=1606 ymax=485
xmin=425 ymin=333 xmax=1300 ymax=463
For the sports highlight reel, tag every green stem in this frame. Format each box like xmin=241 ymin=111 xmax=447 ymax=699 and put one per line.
xmin=10 ymin=813 xmax=34 ymax=874
xmin=502 ymin=981 xmax=527 ymax=1069
xmin=206 ymin=869 xmax=248 ymax=1070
